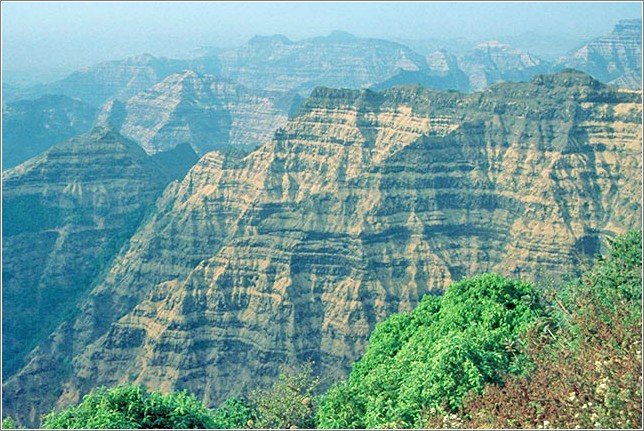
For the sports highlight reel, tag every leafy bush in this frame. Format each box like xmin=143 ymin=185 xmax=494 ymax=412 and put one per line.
xmin=2 ymin=417 xmax=23 ymax=429
xmin=317 ymin=274 xmax=543 ymax=428
xmin=41 ymin=385 xmax=216 ymax=429
xmin=248 ymin=363 xmax=320 ymax=429
xmin=211 ymin=397 xmax=256 ymax=429
xmin=437 ymin=231 xmax=642 ymax=429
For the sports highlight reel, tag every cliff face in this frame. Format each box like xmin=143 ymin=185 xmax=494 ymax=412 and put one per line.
xmin=2 ymin=95 xmax=97 ymax=169
xmin=1 ymin=127 xmax=174 ymax=380
xmin=15 ymin=54 xmax=221 ymax=107
xmin=557 ymin=19 xmax=642 ymax=89
xmin=218 ymin=32 xmax=430 ymax=94
xmin=458 ymin=41 xmax=550 ymax=91
xmin=4 ymin=71 xmax=642 ymax=426
xmin=98 ymin=71 xmax=299 ymax=155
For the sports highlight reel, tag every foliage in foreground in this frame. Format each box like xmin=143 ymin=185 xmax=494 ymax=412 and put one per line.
xmin=2 ymin=417 xmax=23 ymax=429
xmin=33 ymin=231 xmax=642 ymax=429
xmin=426 ymin=230 xmax=643 ymax=429
xmin=41 ymin=385 xmax=216 ymax=429
xmin=317 ymin=273 xmax=543 ymax=428
xmin=248 ymin=363 xmax=320 ymax=429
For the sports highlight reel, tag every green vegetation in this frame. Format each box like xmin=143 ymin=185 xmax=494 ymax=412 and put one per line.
xmin=34 ymin=231 xmax=641 ymax=429
xmin=248 ymin=363 xmax=320 ymax=429
xmin=41 ymin=385 xmax=216 ymax=429
xmin=317 ymin=274 xmax=543 ymax=428
xmin=439 ymin=230 xmax=642 ymax=429
xmin=2 ymin=417 xmax=23 ymax=429
xmin=209 ymin=398 xmax=255 ymax=429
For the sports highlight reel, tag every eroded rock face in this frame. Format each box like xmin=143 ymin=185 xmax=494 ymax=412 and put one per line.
xmin=218 ymin=32 xmax=430 ymax=94
xmin=2 ymin=95 xmax=98 ymax=169
xmin=4 ymin=71 xmax=642 ymax=426
xmin=99 ymin=71 xmax=299 ymax=155
xmin=15 ymin=54 xmax=220 ymax=107
xmin=556 ymin=19 xmax=642 ymax=89
xmin=458 ymin=41 xmax=550 ymax=91
xmin=1 ymin=126 xmax=174 ymax=380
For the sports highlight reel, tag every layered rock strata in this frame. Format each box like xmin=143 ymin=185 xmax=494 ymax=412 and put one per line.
xmin=4 ymin=70 xmax=642 ymax=426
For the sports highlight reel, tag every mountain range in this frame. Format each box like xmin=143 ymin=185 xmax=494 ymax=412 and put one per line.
xmin=2 ymin=20 xmax=640 ymax=171
xmin=3 ymin=69 xmax=641 ymax=427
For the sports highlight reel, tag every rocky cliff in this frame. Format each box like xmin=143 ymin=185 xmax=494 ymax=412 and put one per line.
xmin=458 ymin=41 xmax=550 ymax=91
xmin=97 ymin=71 xmax=300 ymax=155
xmin=218 ymin=32 xmax=430 ymax=94
xmin=2 ymin=95 xmax=97 ymax=169
xmin=14 ymin=54 xmax=220 ymax=107
xmin=1 ymin=126 xmax=177 ymax=380
xmin=3 ymin=71 xmax=642 ymax=426
xmin=371 ymin=50 xmax=470 ymax=92
xmin=556 ymin=19 xmax=642 ymax=89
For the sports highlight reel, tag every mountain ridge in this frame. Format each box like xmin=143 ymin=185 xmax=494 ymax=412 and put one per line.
xmin=3 ymin=70 xmax=641 ymax=427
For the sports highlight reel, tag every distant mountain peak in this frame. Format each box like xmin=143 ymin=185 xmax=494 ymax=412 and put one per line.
xmin=615 ymin=18 xmax=643 ymax=34
xmin=474 ymin=40 xmax=511 ymax=50
xmin=325 ymin=30 xmax=357 ymax=42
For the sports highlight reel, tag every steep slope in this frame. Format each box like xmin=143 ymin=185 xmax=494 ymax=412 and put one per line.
xmin=13 ymin=54 xmax=220 ymax=107
xmin=458 ymin=41 xmax=550 ymax=91
xmin=218 ymin=32 xmax=430 ymax=94
xmin=4 ymin=71 xmax=642 ymax=426
xmin=556 ymin=19 xmax=642 ymax=89
xmin=372 ymin=50 xmax=470 ymax=92
xmin=1 ymin=126 xmax=175 ymax=379
xmin=150 ymin=143 xmax=200 ymax=181
xmin=2 ymin=95 xmax=98 ymax=169
xmin=97 ymin=71 xmax=300 ymax=155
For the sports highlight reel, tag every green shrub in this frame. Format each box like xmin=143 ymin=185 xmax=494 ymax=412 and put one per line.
xmin=211 ymin=397 xmax=256 ymax=429
xmin=249 ymin=363 xmax=320 ymax=429
xmin=317 ymin=273 xmax=543 ymax=428
xmin=2 ymin=417 xmax=23 ymax=429
xmin=443 ymin=230 xmax=642 ymax=429
xmin=41 ymin=384 xmax=216 ymax=429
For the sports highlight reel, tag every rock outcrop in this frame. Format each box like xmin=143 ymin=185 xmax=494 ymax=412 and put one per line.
xmin=218 ymin=32 xmax=430 ymax=94
xmin=98 ymin=71 xmax=300 ymax=155
xmin=15 ymin=54 xmax=220 ymax=107
xmin=556 ymin=19 xmax=642 ymax=89
xmin=4 ymin=71 xmax=641 ymax=426
xmin=2 ymin=95 xmax=97 ymax=169
xmin=1 ymin=126 xmax=175 ymax=380
xmin=458 ymin=41 xmax=550 ymax=91
xmin=371 ymin=50 xmax=470 ymax=92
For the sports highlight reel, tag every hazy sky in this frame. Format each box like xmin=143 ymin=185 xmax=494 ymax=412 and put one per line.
xmin=2 ymin=1 xmax=642 ymax=83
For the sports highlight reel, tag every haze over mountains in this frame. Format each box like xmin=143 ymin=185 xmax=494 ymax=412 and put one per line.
xmin=1 ymin=14 xmax=642 ymax=428
xmin=3 ymin=19 xmax=641 ymax=170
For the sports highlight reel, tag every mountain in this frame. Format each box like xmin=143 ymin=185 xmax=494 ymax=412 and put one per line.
xmin=2 ymin=95 xmax=98 ymax=170
xmin=150 ymin=143 xmax=200 ymax=181
xmin=498 ymin=31 xmax=592 ymax=61
xmin=96 ymin=70 xmax=301 ymax=155
xmin=11 ymin=54 xmax=220 ymax=107
xmin=4 ymin=71 xmax=642 ymax=426
xmin=555 ymin=19 xmax=642 ymax=89
xmin=372 ymin=50 xmax=470 ymax=92
xmin=1 ymin=126 xmax=178 ymax=380
xmin=457 ymin=40 xmax=550 ymax=91
xmin=218 ymin=32 xmax=430 ymax=94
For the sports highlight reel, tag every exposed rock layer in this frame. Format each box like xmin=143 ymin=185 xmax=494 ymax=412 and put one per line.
xmin=557 ymin=19 xmax=642 ymax=89
xmin=102 ymin=71 xmax=300 ymax=155
xmin=218 ymin=32 xmax=430 ymax=94
xmin=3 ymin=71 xmax=642 ymax=426
xmin=2 ymin=127 xmax=174 ymax=378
